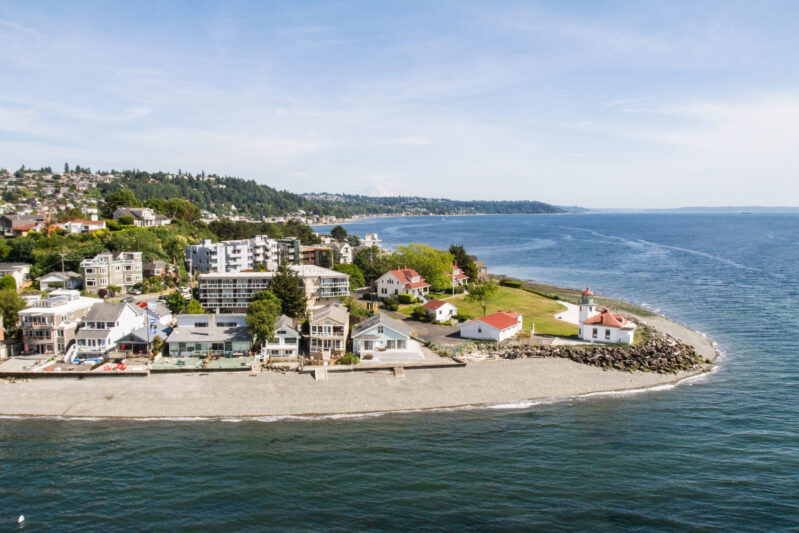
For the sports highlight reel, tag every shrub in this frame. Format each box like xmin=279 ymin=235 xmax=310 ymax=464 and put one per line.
xmin=411 ymin=305 xmax=428 ymax=321
xmin=383 ymin=297 xmax=399 ymax=311
xmin=454 ymin=312 xmax=472 ymax=321
xmin=500 ymin=280 xmax=522 ymax=288
xmin=336 ymin=353 xmax=360 ymax=365
xmin=397 ymin=293 xmax=416 ymax=304
xmin=118 ymin=215 xmax=135 ymax=225
xmin=454 ymin=285 xmax=466 ymax=294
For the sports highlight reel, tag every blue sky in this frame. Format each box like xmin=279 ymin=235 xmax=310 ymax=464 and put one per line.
xmin=1 ymin=1 xmax=797 ymax=208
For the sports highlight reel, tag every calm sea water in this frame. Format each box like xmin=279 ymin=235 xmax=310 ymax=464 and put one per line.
xmin=3 ymin=213 xmax=799 ymax=531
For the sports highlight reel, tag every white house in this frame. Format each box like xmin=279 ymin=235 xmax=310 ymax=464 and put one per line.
xmin=260 ymin=315 xmax=300 ymax=360
xmin=424 ymin=300 xmax=458 ymax=322
xmin=351 ymin=313 xmax=423 ymax=362
xmin=113 ymin=207 xmax=170 ymax=227
xmin=36 ymin=271 xmax=83 ymax=291
xmin=459 ymin=311 xmax=523 ymax=342
xmin=166 ymin=314 xmax=252 ymax=357
xmin=376 ymin=267 xmax=430 ymax=300
xmin=0 ymin=262 xmax=32 ymax=291
xmin=448 ymin=261 xmax=469 ymax=288
xmin=578 ymin=288 xmax=636 ymax=344
xmin=59 ymin=219 xmax=106 ymax=234
xmin=74 ymin=302 xmax=147 ymax=360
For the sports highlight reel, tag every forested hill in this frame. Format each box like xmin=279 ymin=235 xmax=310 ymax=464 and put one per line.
xmin=97 ymin=171 xmax=568 ymax=218
xmin=304 ymin=193 xmax=567 ymax=217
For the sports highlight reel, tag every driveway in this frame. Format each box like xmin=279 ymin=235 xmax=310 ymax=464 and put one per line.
xmin=382 ymin=310 xmax=466 ymax=348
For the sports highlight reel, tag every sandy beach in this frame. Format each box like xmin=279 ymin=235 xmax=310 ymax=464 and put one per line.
xmin=0 ymin=314 xmax=718 ymax=419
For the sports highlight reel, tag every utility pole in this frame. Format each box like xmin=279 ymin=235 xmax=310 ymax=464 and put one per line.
xmin=61 ymin=252 xmax=66 ymax=276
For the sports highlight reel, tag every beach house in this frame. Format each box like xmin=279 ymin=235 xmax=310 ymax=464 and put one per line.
xmin=259 ymin=315 xmax=300 ymax=360
xmin=36 ymin=271 xmax=83 ymax=291
xmin=308 ymin=303 xmax=349 ymax=359
xmin=74 ymin=302 xmax=147 ymax=360
xmin=18 ymin=290 xmax=98 ymax=356
xmin=351 ymin=313 xmax=422 ymax=362
xmin=459 ymin=311 xmax=523 ymax=342
xmin=165 ymin=314 xmax=252 ymax=357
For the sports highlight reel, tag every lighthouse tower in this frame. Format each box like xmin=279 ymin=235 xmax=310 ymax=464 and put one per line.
xmin=579 ymin=287 xmax=596 ymax=323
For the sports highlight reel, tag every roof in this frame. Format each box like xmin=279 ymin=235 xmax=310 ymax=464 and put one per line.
xmin=37 ymin=271 xmax=81 ymax=281
xmin=406 ymin=280 xmax=431 ymax=289
xmin=76 ymin=329 xmax=113 ymax=340
xmin=274 ymin=314 xmax=299 ymax=334
xmin=582 ymin=287 xmax=594 ymax=296
xmin=470 ymin=311 xmax=522 ymax=331
xmin=384 ymin=267 xmax=425 ymax=286
xmin=424 ymin=299 xmax=451 ymax=311
xmin=352 ymin=313 xmax=411 ymax=337
xmin=83 ymin=302 xmax=143 ymax=322
xmin=582 ymin=308 xmax=635 ymax=329
xmin=11 ymin=223 xmax=38 ymax=231
xmin=311 ymin=303 xmax=349 ymax=325
xmin=118 ymin=325 xmax=173 ymax=344
xmin=165 ymin=325 xmax=251 ymax=344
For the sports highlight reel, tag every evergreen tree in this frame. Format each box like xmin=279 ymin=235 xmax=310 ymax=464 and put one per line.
xmin=269 ymin=262 xmax=306 ymax=318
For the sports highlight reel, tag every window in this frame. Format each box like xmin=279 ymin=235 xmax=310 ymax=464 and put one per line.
xmin=377 ymin=325 xmax=384 ymax=334
xmin=605 ymin=329 xmax=611 ymax=340
xmin=477 ymin=327 xmax=482 ymax=333
xmin=592 ymin=328 xmax=598 ymax=339
xmin=194 ymin=322 xmax=208 ymax=328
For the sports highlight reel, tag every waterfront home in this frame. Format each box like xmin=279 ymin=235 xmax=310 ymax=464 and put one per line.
xmin=165 ymin=314 xmax=252 ymax=357
xmin=259 ymin=315 xmax=300 ymax=360
xmin=18 ymin=290 xmax=98 ymax=356
xmin=36 ymin=271 xmax=83 ymax=291
xmin=198 ymin=265 xmax=349 ymax=313
xmin=424 ymin=300 xmax=458 ymax=322
xmin=376 ymin=267 xmax=431 ymax=300
xmin=459 ymin=311 xmax=523 ymax=342
xmin=116 ymin=322 xmax=172 ymax=356
xmin=80 ymin=252 xmax=143 ymax=293
xmin=351 ymin=313 xmax=422 ymax=362
xmin=577 ymin=287 xmax=636 ymax=345
xmin=0 ymin=262 xmax=32 ymax=291
xmin=308 ymin=304 xmax=349 ymax=360
xmin=74 ymin=302 xmax=147 ymax=360
xmin=113 ymin=206 xmax=170 ymax=227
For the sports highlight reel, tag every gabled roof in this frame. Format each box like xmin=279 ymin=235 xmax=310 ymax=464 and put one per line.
xmin=424 ymin=299 xmax=452 ymax=311
xmin=384 ymin=267 xmax=425 ymax=286
xmin=37 ymin=270 xmax=81 ymax=281
xmin=470 ymin=311 xmax=522 ymax=331
xmin=310 ymin=303 xmax=349 ymax=325
xmin=352 ymin=313 xmax=411 ymax=337
xmin=582 ymin=308 xmax=635 ymax=329
xmin=274 ymin=314 xmax=299 ymax=335
xmin=84 ymin=302 xmax=143 ymax=322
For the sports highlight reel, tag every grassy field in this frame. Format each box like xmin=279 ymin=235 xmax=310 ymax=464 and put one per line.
xmin=408 ymin=286 xmax=574 ymax=337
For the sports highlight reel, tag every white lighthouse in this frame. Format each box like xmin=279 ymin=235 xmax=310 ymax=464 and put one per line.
xmin=579 ymin=287 xmax=596 ymax=323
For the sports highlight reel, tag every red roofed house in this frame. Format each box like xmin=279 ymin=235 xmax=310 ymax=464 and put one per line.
xmin=448 ymin=261 xmax=469 ymax=288
xmin=377 ymin=267 xmax=431 ymax=300
xmin=424 ymin=299 xmax=458 ymax=322
xmin=459 ymin=311 xmax=523 ymax=342
xmin=578 ymin=287 xmax=636 ymax=344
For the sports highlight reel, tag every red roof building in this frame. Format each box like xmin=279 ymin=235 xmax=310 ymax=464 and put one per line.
xmin=377 ymin=267 xmax=431 ymax=299
xmin=459 ymin=311 xmax=523 ymax=341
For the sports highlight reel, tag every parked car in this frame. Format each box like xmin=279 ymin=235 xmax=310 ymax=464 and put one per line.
xmin=121 ymin=297 xmax=134 ymax=303
xmin=158 ymin=295 xmax=168 ymax=302
xmin=129 ymin=289 xmax=142 ymax=295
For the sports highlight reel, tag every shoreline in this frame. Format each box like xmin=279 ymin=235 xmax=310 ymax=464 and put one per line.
xmin=0 ymin=275 xmax=721 ymax=420
xmin=0 ymin=311 xmax=719 ymax=420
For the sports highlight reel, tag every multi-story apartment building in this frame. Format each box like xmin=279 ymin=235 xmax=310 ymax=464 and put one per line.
xmin=185 ymin=235 xmax=280 ymax=273
xmin=300 ymin=245 xmax=333 ymax=267
xmin=308 ymin=303 xmax=349 ymax=359
xmin=80 ymin=252 xmax=143 ymax=293
xmin=198 ymin=265 xmax=349 ymax=313
xmin=277 ymin=237 xmax=301 ymax=264
xmin=18 ymin=290 xmax=99 ymax=355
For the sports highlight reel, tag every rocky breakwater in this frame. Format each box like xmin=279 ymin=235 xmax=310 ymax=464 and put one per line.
xmin=461 ymin=333 xmax=709 ymax=374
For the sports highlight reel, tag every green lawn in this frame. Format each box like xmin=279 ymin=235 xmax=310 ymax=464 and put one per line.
xmin=451 ymin=286 xmax=578 ymax=337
